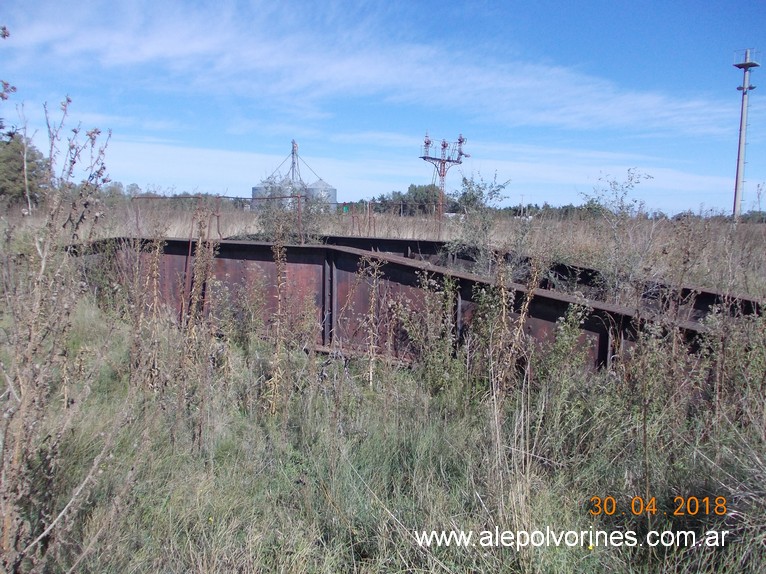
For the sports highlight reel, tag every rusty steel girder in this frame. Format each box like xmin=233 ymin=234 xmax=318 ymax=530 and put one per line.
xmin=91 ymin=237 xmax=710 ymax=369
xmin=313 ymin=235 xmax=762 ymax=321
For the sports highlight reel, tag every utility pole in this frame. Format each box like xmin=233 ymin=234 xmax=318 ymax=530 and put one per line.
xmin=733 ymin=49 xmax=759 ymax=218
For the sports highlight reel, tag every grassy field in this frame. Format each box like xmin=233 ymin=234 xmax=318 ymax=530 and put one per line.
xmin=2 ymin=183 xmax=766 ymax=573
xmin=10 ymin=189 xmax=762 ymax=296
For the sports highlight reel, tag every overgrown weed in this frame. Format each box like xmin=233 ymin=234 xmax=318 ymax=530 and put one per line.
xmin=1 ymin=111 xmax=764 ymax=573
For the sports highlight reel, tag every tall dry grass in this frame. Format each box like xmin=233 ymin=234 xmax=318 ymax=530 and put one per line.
xmin=87 ymin=193 xmax=766 ymax=303
xmin=2 ymin=128 xmax=765 ymax=572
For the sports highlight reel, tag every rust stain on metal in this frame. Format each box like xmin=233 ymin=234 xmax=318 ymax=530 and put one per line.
xmin=91 ymin=237 xmax=714 ymax=369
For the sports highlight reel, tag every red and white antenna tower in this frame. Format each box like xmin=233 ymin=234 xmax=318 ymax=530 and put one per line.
xmin=419 ymin=132 xmax=469 ymax=218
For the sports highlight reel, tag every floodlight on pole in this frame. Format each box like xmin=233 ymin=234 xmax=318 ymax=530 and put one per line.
xmin=733 ymin=49 xmax=759 ymax=218
xmin=419 ymin=132 xmax=469 ymax=218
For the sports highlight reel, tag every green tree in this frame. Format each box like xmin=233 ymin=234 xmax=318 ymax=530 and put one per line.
xmin=405 ymin=183 xmax=440 ymax=215
xmin=450 ymin=176 xmax=505 ymax=214
xmin=0 ymin=134 xmax=48 ymax=209
xmin=1 ymin=25 xmax=16 ymax=133
xmin=253 ymin=177 xmax=327 ymax=243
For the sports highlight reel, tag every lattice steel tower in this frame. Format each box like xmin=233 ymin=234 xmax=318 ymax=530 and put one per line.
xmin=420 ymin=133 xmax=470 ymax=217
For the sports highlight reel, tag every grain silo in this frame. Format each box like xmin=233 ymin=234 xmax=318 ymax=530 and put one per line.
xmin=252 ymin=140 xmax=335 ymax=210
xmin=307 ymin=178 xmax=337 ymax=211
xmin=251 ymin=182 xmax=270 ymax=201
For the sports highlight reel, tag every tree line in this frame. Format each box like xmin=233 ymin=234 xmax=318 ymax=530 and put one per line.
xmin=2 ymin=137 xmax=763 ymax=223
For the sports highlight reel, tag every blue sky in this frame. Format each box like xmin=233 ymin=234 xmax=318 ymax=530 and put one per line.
xmin=2 ymin=0 xmax=764 ymax=213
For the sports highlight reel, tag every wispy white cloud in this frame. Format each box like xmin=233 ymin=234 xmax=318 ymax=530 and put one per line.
xmin=468 ymin=140 xmax=661 ymax=164
xmin=106 ymin=139 xmax=283 ymax=194
xmin=4 ymin=0 xmax=757 ymax=214
xmin=329 ymin=131 xmax=421 ymax=149
xmin=6 ymin=0 xmax=734 ymax=137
